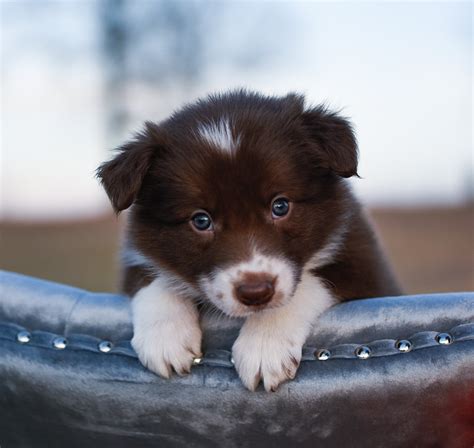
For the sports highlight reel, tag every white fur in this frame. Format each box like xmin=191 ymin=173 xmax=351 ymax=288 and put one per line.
xmin=122 ymin=246 xmax=155 ymax=268
xmin=307 ymin=219 xmax=349 ymax=269
xmin=122 ymin=244 xmax=200 ymax=298
xmin=198 ymin=250 xmax=296 ymax=317
xmin=128 ymin=239 xmax=338 ymax=391
xmin=131 ymin=276 xmax=202 ymax=378
xmin=232 ymin=270 xmax=335 ymax=391
xmin=198 ymin=118 xmax=241 ymax=153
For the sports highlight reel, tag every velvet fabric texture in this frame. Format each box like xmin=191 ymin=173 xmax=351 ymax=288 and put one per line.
xmin=0 ymin=270 xmax=473 ymax=448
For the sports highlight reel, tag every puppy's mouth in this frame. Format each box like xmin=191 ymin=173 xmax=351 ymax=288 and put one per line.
xmin=198 ymin=252 xmax=297 ymax=318
xmin=232 ymin=291 xmax=291 ymax=316
xmin=213 ymin=288 xmax=297 ymax=318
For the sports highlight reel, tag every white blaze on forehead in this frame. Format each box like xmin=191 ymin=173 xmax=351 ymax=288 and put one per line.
xmin=199 ymin=251 xmax=296 ymax=317
xmin=197 ymin=118 xmax=241 ymax=153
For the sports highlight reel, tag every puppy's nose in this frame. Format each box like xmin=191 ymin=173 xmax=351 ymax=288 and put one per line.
xmin=235 ymin=278 xmax=275 ymax=306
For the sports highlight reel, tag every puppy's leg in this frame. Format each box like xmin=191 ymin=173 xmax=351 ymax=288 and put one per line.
xmin=232 ymin=273 xmax=334 ymax=392
xmin=131 ymin=277 xmax=202 ymax=377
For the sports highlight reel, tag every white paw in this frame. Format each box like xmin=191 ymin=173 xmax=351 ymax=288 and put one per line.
xmin=132 ymin=318 xmax=202 ymax=378
xmin=232 ymin=272 xmax=335 ymax=391
xmin=131 ymin=278 xmax=202 ymax=378
xmin=232 ymin=328 xmax=302 ymax=392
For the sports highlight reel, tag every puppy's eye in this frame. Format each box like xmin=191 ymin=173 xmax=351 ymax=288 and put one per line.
xmin=191 ymin=212 xmax=213 ymax=231
xmin=271 ymin=197 xmax=290 ymax=218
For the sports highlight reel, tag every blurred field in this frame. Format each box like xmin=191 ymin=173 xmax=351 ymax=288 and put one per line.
xmin=1 ymin=206 xmax=473 ymax=294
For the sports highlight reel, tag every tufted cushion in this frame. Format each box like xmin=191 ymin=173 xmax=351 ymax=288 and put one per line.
xmin=0 ymin=270 xmax=473 ymax=447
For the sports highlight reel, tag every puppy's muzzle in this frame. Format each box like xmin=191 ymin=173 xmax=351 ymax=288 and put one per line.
xmin=234 ymin=275 xmax=276 ymax=306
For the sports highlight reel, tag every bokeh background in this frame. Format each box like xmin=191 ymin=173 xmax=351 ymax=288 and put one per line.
xmin=1 ymin=0 xmax=473 ymax=294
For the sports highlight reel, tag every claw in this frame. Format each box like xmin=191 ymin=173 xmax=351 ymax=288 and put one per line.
xmin=290 ymin=355 xmax=299 ymax=367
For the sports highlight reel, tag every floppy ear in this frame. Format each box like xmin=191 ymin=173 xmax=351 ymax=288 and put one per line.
xmin=96 ymin=123 xmax=158 ymax=213
xmin=301 ymin=106 xmax=359 ymax=178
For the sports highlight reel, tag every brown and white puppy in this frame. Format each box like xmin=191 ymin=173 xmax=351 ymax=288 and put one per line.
xmin=97 ymin=90 xmax=401 ymax=392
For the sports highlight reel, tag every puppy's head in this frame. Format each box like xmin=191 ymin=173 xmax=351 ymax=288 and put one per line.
xmin=97 ymin=90 xmax=358 ymax=316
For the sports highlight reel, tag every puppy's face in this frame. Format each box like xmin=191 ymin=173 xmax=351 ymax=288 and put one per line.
xmin=98 ymin=91 xmax=358 ymax=317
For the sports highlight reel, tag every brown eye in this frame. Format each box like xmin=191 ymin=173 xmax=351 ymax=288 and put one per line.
xmin=272 ymin=197 xmax=290 ymax=218
xmin=191 ymin=212 xmax=213 ymax=231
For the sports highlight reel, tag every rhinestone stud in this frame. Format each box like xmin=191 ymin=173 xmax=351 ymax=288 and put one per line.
xmin=436 ymin=333 xmax=453 ymax=345
xmin=52 ymin=337 xmax=67 ymax=350
xmin=315 ymin=349 xmax=331 ymax=361
xmin=192 ymin=357 xmax=202 ymax=365
xmin=16 ymin=330 xmax=31 ymax=344
xmin=395 ymin=340 xmax=412 ymax=353
xmin=98 ymin=341 xmax=113 ymax=353
xmin=355 ymin=346 xmax=371 ymax=359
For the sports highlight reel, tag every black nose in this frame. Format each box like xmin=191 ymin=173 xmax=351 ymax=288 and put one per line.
xmin=235 ymin=281 xmax=275 ymax=306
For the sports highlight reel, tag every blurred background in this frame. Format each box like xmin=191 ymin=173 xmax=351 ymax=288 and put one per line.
xmin=1 ymin=0 xmax=472 ymax=294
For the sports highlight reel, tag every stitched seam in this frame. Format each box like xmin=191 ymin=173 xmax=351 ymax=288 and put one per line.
xmin=1 ymin=321 xmax=473 ymax=367
xmin=63 ymin=290 xmax=88 ymax=336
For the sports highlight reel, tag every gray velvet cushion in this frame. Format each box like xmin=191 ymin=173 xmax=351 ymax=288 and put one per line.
xmin=0 ymin=270 xmax=473 ymax=447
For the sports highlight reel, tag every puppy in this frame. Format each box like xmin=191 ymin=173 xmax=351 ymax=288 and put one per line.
xmin=97 ymin=90 xmax=401 ymax=392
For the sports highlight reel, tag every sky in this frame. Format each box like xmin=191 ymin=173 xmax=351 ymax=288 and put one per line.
xmin=0 ymin=1 xmax=472 ymax=220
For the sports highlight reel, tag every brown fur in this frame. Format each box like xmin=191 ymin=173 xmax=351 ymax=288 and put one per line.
xmin=97 ymin=89 xmax=401 ymax=301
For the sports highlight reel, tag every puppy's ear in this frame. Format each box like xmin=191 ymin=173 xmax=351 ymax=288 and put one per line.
xmin=96 ymin=122 xmax=158 ymax=213
xmin=301 ymin=106 xmax=358 ymax=178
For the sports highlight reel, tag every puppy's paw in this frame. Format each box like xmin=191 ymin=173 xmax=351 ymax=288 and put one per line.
xmin=132 ymin=318 xmax=202 ymax=378
xmin=231 ymin=273 xmax=335 ymax=391
xmin=131 ymin=278 xmax=202 ymax=378
xmin=232 ymin=328 xmax=302 ymax=392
